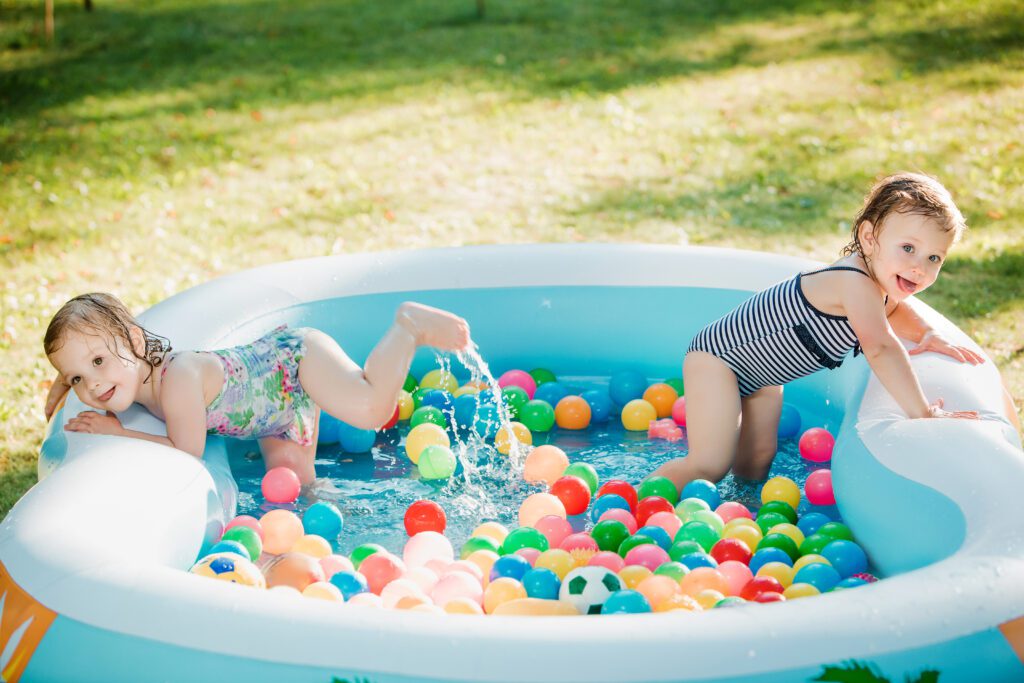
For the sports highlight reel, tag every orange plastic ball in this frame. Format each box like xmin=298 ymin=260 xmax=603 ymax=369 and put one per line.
xmin=518 ymin=492 xmax=567 ymax=528
xmin=523 ymin=445 xmax=570 ymax=485
xmin=657 ymin=593 xmax=703 ymax=612
xmin=679 ymin=567 xmax=731 ymax=598
xmin=555 ymin=396 xmax=592 ymax=430
xmin=495 ymin=422 xmax=532 ymax=455
xmin=262 ymin=552 xmax=326 ymax=591
xmin=291 ymin=534 xmax=332 ymax=559
xmin=636 ymin=575 xmax=681 ymax=609
xmin=444 ymin=596 xmax=485 ymax=615
xmin=483 ymin=577 xmax=527 ymax=614
xmin=260 ymin=509 xmax=305 ymax=555
xmin=643 ymin=383 xmax=679 ymax=419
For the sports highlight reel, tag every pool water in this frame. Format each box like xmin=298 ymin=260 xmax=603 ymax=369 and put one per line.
xmin=229 ymin=377 xmax=841 ymax=559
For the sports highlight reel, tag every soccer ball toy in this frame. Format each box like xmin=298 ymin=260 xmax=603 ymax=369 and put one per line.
xmin=559 ymin=566 xmax=623 ymax=615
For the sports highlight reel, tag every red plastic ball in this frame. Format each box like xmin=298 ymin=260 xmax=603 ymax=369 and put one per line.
xmin=804 ymin=469 xmax=835 ymax=506
xmin=740 ymin=575 xmax=785 ymax=601
xmin=799 ymin=427 xmax=835 ymax=463
xmin=710 ymin=538 xmax=753 ymax=565
xmin=596 ymin=480 xmax=639 ymax=513
xmin=359 ymin=552 xmax=406 ymax=595
xmin=549 ymin=475 xmax=592 ymax=516
xmin=636 ymin=495 xmax=674 ymax=527
xmin=404 ymin=500 xmax=447 ymax=536
xmin=753 ymin=591 xmax=786 ymax=604
xmin=382 ymin=404 xmax=400 ymax=431
xmin=261 ymin=466 xmax=301 ymax=504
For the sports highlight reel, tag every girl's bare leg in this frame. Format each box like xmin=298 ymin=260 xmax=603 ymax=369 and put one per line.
xmin=651 ymin=351 xmax=742 ymax=493
xmin=259 ymin=408 xmax=320 ymax=486
xmin=733 ymin=385 xmax=783 ymax=480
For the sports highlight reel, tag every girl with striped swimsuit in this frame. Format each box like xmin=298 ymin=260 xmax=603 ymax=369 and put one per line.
xmin=652 ymin=173 xmax=991 ymax=494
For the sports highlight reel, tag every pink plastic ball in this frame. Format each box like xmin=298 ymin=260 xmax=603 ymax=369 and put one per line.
xmin=671 ymin=396 xmax=687 ymax=426
xmin=559 ymin=532 xmax=599 ymax=554
xmin=645 ymin=511 xmax=683 ymax=539
xmin=319 ymin=554 xmax=354 ymax=579
xmin=715 ymin=501 xmax=753 ymax=523
xmin=805 ymin=469 xmax=836 ymax=505
xmin=498 ymin=370 xmax=537 ymax=399
xmin=588 ymin=551 xmax=626 ymax=573
xmin=402 ymin=531 xmax=454 ymax=568
xmin=404 ymin=566 xmax=440 ymax=594
xmin=359 ymin=552 xmax=406 ymax=595
xmin=259 ymin=509 xmax=304 ymax=555
xmin=515 ymin=548 xmax=541 ymax=566
xmin=598 ymin=508 xmax=639 ymax=534
xmin=443 ymin=560 xmax=484 ymax=582
xmin=261 ymin=466 xmax=301 ymax=503
xmin=518 ymin=493 xmax=567 ymax=528
xmin=225 ymin=515 xmax=263 ymax=539
xmin=533 ymin=515 xmax=573 ymax=548
xmin=624 ymin=544 xmax=671 ymax=572
xmin=718 ymin=560 xmax=754 ymax=597
xmin=430 ymin=570 xmax=484 ymax=608
xmin=799 ymin=428 xmax=835 ymax=463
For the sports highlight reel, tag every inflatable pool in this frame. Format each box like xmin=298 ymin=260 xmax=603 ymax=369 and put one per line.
xmin=2 ymin=244 xmax=1023 ymax=683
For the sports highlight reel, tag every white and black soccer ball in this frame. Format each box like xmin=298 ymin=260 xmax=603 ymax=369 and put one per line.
xmin=559 ymin=566 xmax=624 ymax=615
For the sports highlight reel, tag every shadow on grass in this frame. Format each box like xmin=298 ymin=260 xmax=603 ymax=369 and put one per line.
xmin=928 ymin=247 xmax=1024 ymax=322
xmin=0 ymin=459 xmax=37 ymax=520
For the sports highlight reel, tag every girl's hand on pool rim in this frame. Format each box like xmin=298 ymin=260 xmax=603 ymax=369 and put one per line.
xmin=64 ymin=410 xmax=126 ymax=435
xmin=926 ymin=398 xmax=979 ymax=420
xmin=910 ymin=330 xmax=986 ymax=365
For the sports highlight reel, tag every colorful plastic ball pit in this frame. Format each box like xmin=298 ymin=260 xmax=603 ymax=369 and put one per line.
xmin=535 ymin=548 xmax=575 ymax=580
xmin=805 ymin=469 xmax=836 ymax=506
xmin=799 ymin=427 xmax=836 ymax=463
xmin=602 ymin=589 xmax=652 ymax=614
xmin=563 ymin=462 xmax=599 ymax=495
xmin=624 ymin=544 xmax=671 ymax=572
xmin=533 ymin=515 xmax=573 ymax=548
xmin=758 ymin=500 xmax=798 ymax=525
xmin=490 ymin=554 xmax=532 ymax=583
xmin=302 ymin=501 xmax=344 ymax=540
xmin=534 ymin=381 xmax=570 ymax=407
xmin=617 ymin=535 xmax=656 ymax=558
xmin=350 ymin=543 xmax=386 ymax=570
xmin=621 ymin=399 xmax=657 ymax=431
xmin=519 ymin=400 xmax=556 ymax=433
xmin=644 ymin=511 xmax=683 ymax=539
xmin=638 ymin=476 xmax=679 ymax=505
xmin=793 ymin=562 xmax=842 ymax=593
xmin=397 ymin=391 xmax=415 ymax=420
xmin=420 ymin=389 xmax=454 ymax=413
xmin=452 ymin=394 xmax=482 ymax=430
xmin=598 ymin=507 xmax=639 ymax=534
xmin=710 ymin=538 xmax=753 ymax=565
xmin=636 ymin=496 xmax=675 ymax=526
xmin=580 ymin=389 xmax=613 ymax=423
xmin=635 ymin=525 xmax=673 ymax=551
xmin=404 ymin=500 xmax=446 ymax=536
xmin=821 ymin=540 xmax=869 ymax=578
xmin=597 ymin=480 xmax=638 ymax=512
xmin=410 ymin=405 xmax=447 ymax=429
xmin=523 ymin=445 xmax=570 ymax=485
xmin=501 ymin=527 xmax=550 ymax=555
xmin=817 ymin=521 xmax=855 ymax=542
xmin=749 ymin=547 xmax=794 ymax=575
xmin=555 ymin=395 xmax=592 ymax=430
xmin=359 ymin=552 xmax=406 ymax=595
xmin=497 ymin=370 xmax=537 ymax=399
xmin=472 ymin=401 xmax=501 ymax=439
xmin=609 ymin=370 xmax=648 ymax=407
xmin=642 ymin=383 xmax=679 ymax=418
xmin=403 ymin=531 xmax=454 ymax=569
xmin=680 ymin=479 xmax=721 ymax=509
xmin=260 ymin=509 xmax=305 ymax=555
xmin=740 ymin=575 xmax=785 ymax=601
xmin=263 ymin=552 xmax=325 ymax=592
xmin=494 ymin=421 xmax=532 ymax=455
xmin=484 ymin=577 xmax=528 ymax=614
xmin=328 ymin=570 xmax=369 ymax=600
xmin=518 ymin=492 xmax=567 ymax=528
xmin=521 ymin=567 xmax=561 ymax=600
xmin=501 ymin=386 xmax=530 ymax=420
xmin=761 ymin=476 xmax=801 ymax=509
xmin=548 ymin=475 xmax=591 ymax=516
xmin=221 ymin=526 xmax=262 ymax=563
xmin=418 ymin=444 xmax=457 ymax=480
xmin=261 ymin=466 xmax=301 ymax=504
xmin=405 ymin=423 xmax=450 ymax=464
xmin=590 ymin=520 xmax=631 ymax=553
xmin=675 ymin=521 xmax=720 ymax=553
xmin=675 ymin=497 xmax=712 ymax=523
xmin=797 ymin=511 xmax=832 ymax=537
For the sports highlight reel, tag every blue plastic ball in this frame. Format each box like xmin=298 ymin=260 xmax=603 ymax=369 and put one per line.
xmin=609 ymin=370 xmax=648 ymax=408
xmin=793 ymin=562 xmax=842 ymax=593
xmin=490 ymin=554 xmax=532 ymax=583
xmin=453 ymin=394 xmax=481 ymax=430
xmin=778 ymin=403 xmax=802 ymax=439
xmin=748 ymin=547 xmax=794 ymax=575
xmin=302 ymin=501 xmax=344 ymax=540
xmin=680 ymin=479 xmax=720 ymax=509
xmin=329 ymin=570 xmax=369 ymax=600
xmin=679 ymin=552 xmax=719 ymax=570
xmin=834 ymin=576 xmax=868 ymax=590
xmin=590 ymin=493 xmax=632 ymax=523
xmin=602 ymin=589 xmax=652 ymax=614
xmin=337 ymin=421 xmax=377 ymax=453
xmin=534 ymin=381 xmax=570 ymax=407
xmin=796 ymin=511 xmax=832 ymax=538
xmin=317 ymin=413 xmax=343 ymax=444
xmin=208 ymin=540 xmax=251 ymax=561
xmin=421 ymin=389 xmax=455 ymax=415
xmin=522 ymin=567 xmax=561 ymax=600
xmin=473 ymin=402 xmax=500 ymax=439
xmin=635 ymin=525 xmax=672 ymax=551
xmin=581 ymin=389 xmax=613 ymax=423
xmin=822 ymin=540 xmax=869 ymax=578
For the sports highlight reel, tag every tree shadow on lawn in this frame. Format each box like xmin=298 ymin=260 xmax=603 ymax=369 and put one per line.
xmin=0 ymin=459 xmax=38 ymax=520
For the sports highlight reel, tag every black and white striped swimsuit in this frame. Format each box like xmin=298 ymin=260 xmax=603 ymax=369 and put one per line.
xmin=688 ymin=266 xmax=871 ymax=397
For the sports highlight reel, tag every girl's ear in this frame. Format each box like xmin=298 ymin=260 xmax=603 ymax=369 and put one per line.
xmin=858 ymin=220 xmax=877 ymax=255
xmin=128 ymin=325 xmax=146 ymax=357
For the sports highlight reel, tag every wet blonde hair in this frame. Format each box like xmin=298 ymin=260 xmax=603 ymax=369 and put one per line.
xmin=44 ymin=293 xmax=171 ymax=382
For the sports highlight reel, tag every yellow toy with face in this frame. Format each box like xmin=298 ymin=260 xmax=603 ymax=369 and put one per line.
xmin=190 ymin=552 xmax=266 ymax=589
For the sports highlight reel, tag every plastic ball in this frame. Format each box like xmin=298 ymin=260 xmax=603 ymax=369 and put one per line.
xmin=817 ymin=522 xmax=854 ymax=542
xmin=460 ymin=536 xmax=501 ymax=559
xmin=678 ymin=552 xmax=718 ymax=572
xmin=679 ymin=567 xmax=730 ymax=598
xmin=555 ymin=395 xmax=592 ymax=430
xmin=588 ymin=551 xmax=626 ymax=573
xmin=410 ymin=405 xmax=448 ymax=429
xmin=621 ymin=399 xmax=657 ymax=431
xmin=602 ymin=589 xmax=652 ymax=614
xmin=670 ymin=397 xmax=687 ymax=426
xmin=221 ymin=526 xmax=262 ymax=562
xmin=767 ymin=522 xmax=805 ymax=548
xmin=710 ymin=538 xmax=752 ymax=565
xmin=618 ymin=565 xmax=654 ymax=590
xmin=463 ymin=550 xmax=499 ymax=581
xmin=834 ymin=577 xmax=869 ymax=590
xmin=484 ymin=577 xmax=528 ymax=614
xmin=529 ymin=368 xmax=557 ymax=385
xmin=404 ymin=500 xmax=447 ymax=536
xmin=533 ymin=515 xmax=573 ymax=548
xmin=717 ymin=560 xmax=754 ymax=596
xmin=821 ymin=540 xmax=868 ymax=578
xmin=523 ymin=445 xmax=570 ymax=485
xmin=609 ymin=370 xmax=647 ymax=407
xmin=598 ymin=507 xmax=639 ymax=534
xmin=397 ymin=390 xmax=415 ymax=420
xmin=761 ymin=476 xmax=801 ymax=509
xmin=359 ymin=552 xmax=406 ymax=595
xmin=560 ymin=532 xmax=599 ymax=556
xmin=418 ymin=444 xmax=457 ymax=480
xmin=501 ymin=386 xmax=530 ymax=420
xmin=624 ymin=544 xmax=671 ymax=572
xmin=560 ymin=567 xmax=624 ymax=615
xmin=549 ymin=475 xmax=592 ymax=516
xmin=490 ymin=554 xmax=532 ymax=583
xmin=642 ymin=383 xmax=679 ymax=418
xmin=636 ymin=496 xmax=675 ymax=527
xmin=799 ymin=534 xmax=833 ymax=556
xmin=303 ymin=581 xmax=344 ymax=602
xmin=494 ymin=422 xmax=532 ymax=455
xmin=805 ymin=469 xmax=836 ymax=506
xmin=519 ymin=400 xmax=556 ymax=433
xmin=430 ymin=571 xmax=483 ymax=608
xmin=350 ymin=543 xmax=385 ymax=570
xmin=320 ymin=554 xmax=354 ymax=579
xmin=190 ymin=553 xmax=266 ymax=588
xmin=303 ymin=501 xmax=344 ymax=540
xmin=653 ymin=561 xmax=690 ymax=583
xmin=444 ymin=596 xmax=484 ymax=615
xmin=497 ymin=370 xmax=537 ymax=398
xmin=636 ymin=575 xmax=681 ymax=611
xmin=420 ymin=369 xmax=459 ymax=393
xmin=783 ymin=582 xmax=821 ymax=599
xmin=792 ymin=562 xmax=842 ymax=593
xmin=758 ymin=499 xmax=798 ymax=524
xmin=337 ymin=421 xmax=377 ymax=453
xmin=347 ymin=592 xmax=383 ymax=608
xmin=799 ymin=427 xmax=835 ymax=463
xmin=208 ymin=540 xmax=250 ymax=561
xmin=471 ymin=521 xmax=509 ymax=544
xmin=225 ymin=515 xmax=262 ymax=536
xmin=405 ymin=423 xmax=450 ymax=464
xmin=638 ymin=476 xmax=679 ymax=505
xmin=381 ymin=404 xmax=401 ymax=430
xmin=263 ymin=552 xmax=325 ymax=591
xmin=674 ymin=497 xmax=712 ymax=524
xmin=403 ymin=374 xmax=419 ymax=393
xmin=420 ymin=389 xmax=454 ymax=414
xmin=793 ymin=554 xmax=831 ymax=572
xmin=722 ymin=523 xmax=763 ymax=552
xmin=596 ymin=480 xmax=639 ymax=512
xmin=501 ymin=527 xmax=550 ymax=555
xmin=329 ymin=569 xmax=369 ymax=600
xmin=797 ymin=511 xmax=832 ymax=538
xmin=534 ymin=381 xmax=570 ymax=407
xmin=680 ymin=479 xmax=721 ymax=509
xmin=665 ymin=376 xmax=685 ymax=395
xmin=756 ymin=561 xmax=795 ymax=589
xmin=261 ymin=466 xmax=301 ymax=504
xmin=317 ymin=413 xmax=343 ymax=443
xmin=740 ymin=575 xmax=785 ymax=601
xmin=644 ymin=511 xmax=683 ymax=539
xmin=675 ymin=521 xmax=720 ymax=553
xmin=519 ymin=492 xmax=567 ymax=528
xmin=453 ymin=384 xmax=479 ymax=399
xmin=580 ymin=389 xmax=613 ymax=423
xmin=452 ymin=394 xmax=481 ymax=430
xmin=563 ymin=462 xmax=599 ymax=494
xmin=472 ymin=400 xmax=501 ymax=440
xmin=260 ymin=509 xmax=305 ymax=555
xmin=534 ymin=548 xmax=576 ymax=580
xmin=715 ymin=501 xmax=753 ymax=524
xmin=757 ymin=533 xmax=800 ymax=562
xmin=291 ymin=534 xmax=332 ymax=558
xmin=403 ymin=531 xmax=454 ymax=568
xmin=778 ymin=403 xmax=801 ymax=438
xmin=635 ymin=525 xmax=673 ymax=551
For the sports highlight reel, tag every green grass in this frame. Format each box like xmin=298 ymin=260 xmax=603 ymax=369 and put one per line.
xmin=2 ymin=0 xmax=1022 ymax=515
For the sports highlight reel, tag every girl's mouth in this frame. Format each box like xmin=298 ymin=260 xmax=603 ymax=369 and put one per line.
xmin=896 ymin=275 xmax=918 ymax=294
xmin=98 ymin=387 xmax=115 ymax=402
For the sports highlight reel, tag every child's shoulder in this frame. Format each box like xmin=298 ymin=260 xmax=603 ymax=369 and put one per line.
xmin=159 ymin=351 xmax=218 ymax=382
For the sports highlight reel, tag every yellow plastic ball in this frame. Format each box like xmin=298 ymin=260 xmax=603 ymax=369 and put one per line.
xmin=756 ymin=562 xmax=796 ymax=588
xmin=767 ymin=522 xmax=805 ymax=548
xmin=471 ymin=522 xmax=509 ymax=544
xmin=483 ymin=577 xmax=527 ymax=614
xmin=793 ymin=554 xmax=832 ymax=572
xmin=398 ymin=391 xmax=415 ymax=420
xmin=783 ymin=583 xmax=821 ymax=600
xmin=444 ymin=597 xmax=485 ymax=615
xmin=518 ymin=492 xmax=566 ymax=528
xmin=453 ymin=385 xmax=480 ymax=398
xmin=290 ymin=534 xmax=332 ymax=559
xmin=618 ymin=565 xmax=653 ymax=590
xmin=621 ymin=399 xmax=658 ymax=431
xmin=658 ymin=593 xmax=703 ymax=613
xmin=694 ymin=589 xmax=726 ymax=610
xmin=535 ymin=549 xmax=575 ymax=580
xmin=405 ymin=423 xmax=450 ymax=464
xmin=761 ymin=476 xmax=801 ymax=509
xmin=723 ymin=523 xmax=763 ymax=550
xmin=420 ymin=370 xmax=459 ymax=393
xmin=302 ymin=581 xmax=344 ymax=601
xmin=494 ymin=422 xmax=532 ymax=455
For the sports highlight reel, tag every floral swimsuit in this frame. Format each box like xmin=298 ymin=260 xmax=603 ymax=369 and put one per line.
xmin=164 ymin=326 xmax=317 ymax=446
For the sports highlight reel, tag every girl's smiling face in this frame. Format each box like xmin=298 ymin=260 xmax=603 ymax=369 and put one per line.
xmin=859 ymin=211 xmax=956 ymax=302
xmin=48 ymin=328 xmax=144 ymax=413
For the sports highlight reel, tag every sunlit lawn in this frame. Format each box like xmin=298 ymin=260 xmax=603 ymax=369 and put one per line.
xmin=1 ymin=0 xmax=1022 ymax=514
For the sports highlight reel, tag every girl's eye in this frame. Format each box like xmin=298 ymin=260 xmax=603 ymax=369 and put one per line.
xmin=929 ymin=255 xmax=942 ymax=264
xmin=902 ymin=244 xmax=914 ymax=253
xmin=93 ymin=357 xmax=103 ymax=366
xmin=70 ymin=376 xmax=81 ymax=385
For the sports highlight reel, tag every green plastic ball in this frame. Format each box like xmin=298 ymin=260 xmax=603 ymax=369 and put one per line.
xmin=691 ymin=509 xmax=725 ymax=536
xmin=529 ymin=368 xmax=558 ymax=386
xmin=411 ymin=405 xmax=448 ymax=429
xmin=674 ymin=521 xmax=720 ymax=553
xmin=590 ymin=520 xmax=631 ymax=552
xmin=715 ymin=596 xmax=746 ymax=608
xmin=221 ymin=526 xmax=261 ymax=562
xmin=638 ymin=476 xmax=679 ymax=505
xmin=664 ymin=378 xmax=685 ymax=396
xmin=563 ymin=462 xmax=599 ymax=494
xmin=418 ymin=444 xmax=457 ymax=480
xmin=669 ymin=540 xmax=705 ymax=562
xmin=500 ymin=527 xmax=549 ymax=555
xmin=654 ymin=561 xmax=690 ymax=582
xmin=757 ymin=532 xmax=800 ymax=561
xmin=674 ymin=497 xmax=712 ymax=523
xmin=350 ymin=543 xmax=386 ymax=569
xmin=618 ymin=534 xmax=656 ymax=558
xmin=501 ymin=386 xmax=530 ymax=420
xmin=758 ymin=500 xmax=797 ymax=524
xmin=460 ymin=535 xmax=501 ymax=559
xmin=817 ymin=522 xmax=854 ymax=542
xmin=403 ymin=374 xmax=418 ymax=393
xmin=412 ymin=387 xmax=432 ymax=409
xmin=519 ymin=399 xmax=555 ymax=433
xmin=755 ymin=511 xmax=790 ymax=534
